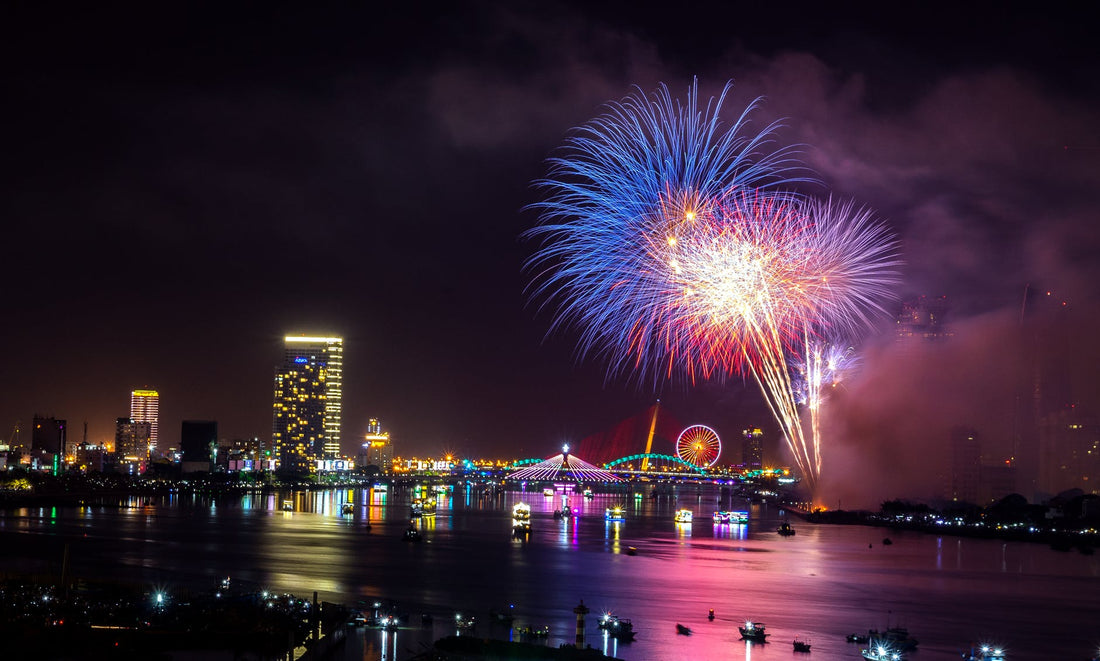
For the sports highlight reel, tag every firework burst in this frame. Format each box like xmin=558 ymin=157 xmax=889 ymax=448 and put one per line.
xmin=526 ymin=81 xmax=900 ymax=491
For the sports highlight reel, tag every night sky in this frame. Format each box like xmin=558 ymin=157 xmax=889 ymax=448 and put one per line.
xmin=4 ymin=3 xmax=1098 ymax=500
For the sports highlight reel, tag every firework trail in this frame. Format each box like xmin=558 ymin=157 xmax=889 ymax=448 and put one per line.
xmin=526 ymin=81 xmax=899 ymax=491
xmin=525 ymin=80 xmax=809 ymax=385
xmin=794 ymin=338 xmax=859 ymax=477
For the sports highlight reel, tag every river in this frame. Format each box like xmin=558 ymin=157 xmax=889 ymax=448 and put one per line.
xmin=1 ymin=484 xmax=1097 ymax=660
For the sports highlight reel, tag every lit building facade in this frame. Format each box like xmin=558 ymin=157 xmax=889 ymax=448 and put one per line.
xmin=742 ymin=428 xmax=764 ymax=470
xmin=359 ymin=418 xmax=393 ymax=474
xmin=115 ymin=417 xmax=151 ymax=473
xmin=130 ymin=389 xmax=160 ymax=456
xmin=272 ymin=335 xmax=343 ymax=471
xmin=1039 ymin=406 xmax=1099 ymax=496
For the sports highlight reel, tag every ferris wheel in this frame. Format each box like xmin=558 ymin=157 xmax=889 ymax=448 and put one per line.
xmin=676 ymin=424 xmax=722 ymax=468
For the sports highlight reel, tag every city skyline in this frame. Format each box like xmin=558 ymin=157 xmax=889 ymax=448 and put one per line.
xmin=3 ymin=3 xmax=1099 ymax=506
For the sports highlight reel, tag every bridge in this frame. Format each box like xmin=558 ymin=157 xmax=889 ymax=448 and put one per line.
xmin=603 ymin=453 xmax=708 ymax=477
xmin=508 ymin=452 xmax=716 ymax=480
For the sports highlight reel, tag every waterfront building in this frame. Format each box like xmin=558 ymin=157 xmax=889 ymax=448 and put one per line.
xmin=31 ymin=415 xmax=67 ymax=456
xmin=895 ymin=295 xmax=952 ymax=344
xmin=1038 ymin=405 xmax=1099 ymax=496
xmin=742 ymin=428 xmax=763 ymax=470
xmin=115 ymin=417 xmax=151 ymax=474
xmin=359 ymin=418 xmax=393 ymax=474
xmin=272 ymin=335 xmax=343 ymax=472
xmin=130 ymin=389 xmax=160 ymax=456
xmin=180 ymin=420 xmax=217 ymax=473
xmin=948 ymin=426 xmax=981 ymax=503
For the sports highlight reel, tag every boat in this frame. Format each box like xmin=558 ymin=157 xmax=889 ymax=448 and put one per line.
xmin=882 ymin=537 xmax=893 ymax=546
xmin=777 ymin=521 xmax=796 ymax=536
xmin=731 ymin=510 xmax=749 ymax=523
xmin=676 ymin=623 xmax=691 ymax=635
xmin=869 ymin=627 xmax=919 ymax=651
xmin=454 ymin=612 xmax=476 ymax=631
xmin=378 ymin=614 xmax=400 ymax=631
xmin=793 ymin=638 xmax=812 ymax=653
xmin=341 ymin=503 xmax=354 ymax=515
xmin=512 ymin=502 xmax=531 ymax=535
xmin=583 ymin=488 xmax=594 ymax=499
xmin=411 ymin=498 xmax=437 ymax=517
xmin=847 ymin=633 xmax=870 ymax=644
xmin=861 ymin=644 xmax=905 ymax=660
xmin=403 ymin=521 xmax=422 ymax=542
xmin=518 ymin=625 xmax=550 ymax=638
xmin=598 ymin=613 xmax=635 ymax=641
xmin=543 ymin=488 xmax=555 ymax=497
xmin=605 ymin=506 xmax=626 ymax=522
xmin=674 ymin=509 xmax=693 ymax=523
xmin=712 ymin=511 xmax=731 ymax=524
xmin=490 ymin=607 xmax=514 ymax=624
xmin=281 ymin=499 xmax=294 ymax=511
xmin=739 ymin=621 xmax=768 ymax=642
xmin=962 ymin=644 xmax=1006 ymax=660
xmin=372 ymin=482 xmax=388 ymax=492
xmin=553 ymin=502 xmax=576 ymax=518
xmin=624 ymin=546 xmax=637 ymax=556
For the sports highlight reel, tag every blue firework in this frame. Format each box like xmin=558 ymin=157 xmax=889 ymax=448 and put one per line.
xmin=524 ymin=79 xmax=811 ymax=385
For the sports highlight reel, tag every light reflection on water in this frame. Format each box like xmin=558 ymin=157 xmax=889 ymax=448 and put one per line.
xmin=1 ymin=485 xmax=1098 ymax=660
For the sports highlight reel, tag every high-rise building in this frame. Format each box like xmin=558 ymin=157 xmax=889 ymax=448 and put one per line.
xmin=1038 ymin=406 xmax=1099 ymax=496
xmin=130 ymin=389 xmax=160 ymax=456
xmin=948 ymin=426 xmax=981 ymax=503
xmin=31 ymin=415 xmax=67 ymax=456
xmin=742 ymin=428 xmax=764 ymax=470
xmin=180 ymin=420 xmax=218 ymax=473
xmin=359 ymin=418 xmax=393 ymax=474
xmin=273 ymin=335 xmax=343 ymax=471
xmin=895 ymin=295 xmax=952 ymax=345
xmin=115 ymin=417 xmax=151 ymax=473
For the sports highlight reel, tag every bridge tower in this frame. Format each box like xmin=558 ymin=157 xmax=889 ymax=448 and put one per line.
xmin=640 ymin=401 xmax=660 ymax=471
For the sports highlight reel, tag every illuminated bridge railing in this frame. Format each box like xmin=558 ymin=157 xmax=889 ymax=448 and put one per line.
xmin=604 ymin=453 xmax=708 ymax=475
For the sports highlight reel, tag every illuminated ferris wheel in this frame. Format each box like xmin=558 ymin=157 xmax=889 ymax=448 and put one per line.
xmin=676 ymin=424 xmax=721 ymax=468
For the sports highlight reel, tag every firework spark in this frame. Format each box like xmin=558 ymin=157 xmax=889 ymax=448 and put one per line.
xmin=526 ymin=82 xmax=899 ymax=491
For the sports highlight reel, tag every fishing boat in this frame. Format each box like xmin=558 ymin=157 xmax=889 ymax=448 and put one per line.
xmin=861 ymin=643 xmax=905 ymax=660
xmin=605 ymin=506 xmax=626 ymax=522
xmin=739 ymin=621 xmax=769 ymax=642
xmin=674 ymin=509 xmax=693 ymax=523
xmin=676 ymin=623 xmax=691 ymax=635
xmin=512 ymin=502 xmax=531 ymax=535
xmin=962 ymin=644 xmax=1006 ymax=660
xmin=869 ymin=627 xmax=919 ymax=651
xmin=793 ymin=638 xmax=812 ymax=653
xmin=598 ymin=613 xmax=635 ymax=641
xmin=411 ymin=498 xmax=437 ymax=517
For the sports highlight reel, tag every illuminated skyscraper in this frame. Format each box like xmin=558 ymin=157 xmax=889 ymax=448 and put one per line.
xmin=273 ymin=335 xmax=343 ymax=471
xmin=360 ymin=418 xmax=393 ymax=474
xmin=130 ymin=389 xmax=160 ymax=455
xmin=742 ymin=428 xmax=764 ymax=470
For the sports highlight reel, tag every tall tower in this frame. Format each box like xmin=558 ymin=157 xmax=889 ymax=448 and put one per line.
xmin=273 ymin=335 xmax=343 ymax=471
xmin=742 ymin=428 xmax=764 ymax=470
xmin=130 ymin=389 xmax=160 ymax=456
